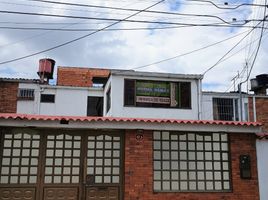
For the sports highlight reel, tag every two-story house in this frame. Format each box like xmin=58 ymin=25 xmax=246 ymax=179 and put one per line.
xmin=0 ymin=59 xmax=262 ymax=200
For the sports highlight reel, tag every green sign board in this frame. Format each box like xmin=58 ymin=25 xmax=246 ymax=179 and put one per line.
xmin=136 ymin=81 xmax=170 ymax=97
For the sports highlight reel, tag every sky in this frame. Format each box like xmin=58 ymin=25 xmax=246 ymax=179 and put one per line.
xmin=0 ymin=0 xmax=267 ymax=92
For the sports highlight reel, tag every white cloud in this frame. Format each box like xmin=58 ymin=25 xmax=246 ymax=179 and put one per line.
xmin=0 ymin=0 xmax=267 ymax=92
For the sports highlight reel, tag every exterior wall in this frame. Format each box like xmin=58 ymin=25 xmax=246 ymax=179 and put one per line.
xmin=39 ymin=87 xmax=103 ymax=116
xmin=0 ymin=82 xmax=18 ymax=113
xmin=124 ymin=130 xmax=259 ymax=200
xmin=17 ymin=83 xmax=104 ymax=116
xmin=57 ymin=67 xmax=109 ymax=87
xmin=108 ymin=75 xmax=200 ymax=120
xmin=256 ymin=139 xmax=268 ymax=200
xmin=249 ymin=96 xmax=268 ymax=131
xmin=202 ymin=92 xmax=248 ymax=121
xmin=249 ymin=96 xmax=268 ymax=200
xmin=17 ymin=83 xmax=40 ymax=114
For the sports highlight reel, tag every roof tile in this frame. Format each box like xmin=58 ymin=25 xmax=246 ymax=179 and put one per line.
xmin=0 ymin=113 xmax=262 ymax=127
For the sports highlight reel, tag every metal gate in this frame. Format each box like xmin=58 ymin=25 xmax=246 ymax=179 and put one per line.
xmin=0 ymin=129 xmax=123 ymax=200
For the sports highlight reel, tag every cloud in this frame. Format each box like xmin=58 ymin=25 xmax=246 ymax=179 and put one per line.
xmin=0 ymin=0 xmax=266 ymax=92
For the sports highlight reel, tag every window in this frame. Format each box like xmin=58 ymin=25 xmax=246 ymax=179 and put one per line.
xmin=213 ymin=98 xmax=238 ymax=121
xmin=106 ymin=87 xmax=111 ymax=113
xmin=124 ymin=79 xmax=191 ymax=109
xmin=0 ymin=133 xmax=40 ymax=184
xmin=87 ymin=97 xmax=103 ymax=116
xmin=41 ymin=94 xmax=55 ymax=103
xmin=17 ymin=89 xmax=34 ymax=100
xmin=153 ymin=131 xmax=231 ymax=192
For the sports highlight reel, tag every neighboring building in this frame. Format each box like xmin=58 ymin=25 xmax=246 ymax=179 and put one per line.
xmin=202 ymin=92 xmax=249 ymax=121
xmin=0 ymin=59 xmax=263 ymax=200
xmin=248 ymin=74 xmax=268 ymax=200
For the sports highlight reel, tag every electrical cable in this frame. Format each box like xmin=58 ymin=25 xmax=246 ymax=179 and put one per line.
xmin=1 ymin=21 xmax=267 ymax=31
xmin=22 ymin=0 xmax=239 ymax=24
xmin=240 ymin=0 xmax=267 ymax=84
xmin=186 ymin=0 xmax=268 ymax=10
xmin=0 ymin=0 xmax=165 ymax=65
xmin=130 ymin=29 xmax=250 ymax=70
xmin=0 ymin=25 xmax=214 ymax=31
xmin=0 ymin=10 xmax=254 ymax=26
xmin=0 ymin=10 xmax=265 ymax=29
xmin=202 ymin=17 xmax=266 ymax=75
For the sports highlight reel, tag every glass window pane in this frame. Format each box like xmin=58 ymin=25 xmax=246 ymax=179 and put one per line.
xmin=152 ymin=132 xmax=230 ymax=192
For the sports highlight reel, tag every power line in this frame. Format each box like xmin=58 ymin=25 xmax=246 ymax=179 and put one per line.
xmin=130 ymin=30 xmax=250 ymax=70
xmin=186 ymin=0 xmax=268 ymax=10
xmin=2 ymin=21 xmax=268 ymax=31
xmin=202 ymin=17 xmax=266 ymax=75
xmin=0 ymin=10 xmax=265 ymax=29
xmin=0 ymin=10 xmax=250 ymax=26
xmin=0 ymin=25 xmax=210 ymax=31
xmin=241 ymin=0 xmax=267 ymax=83
xmin=23 ymin=0 xmax=238 ymax=24
xmin=0 ymin=0 xmax=165 ymax=65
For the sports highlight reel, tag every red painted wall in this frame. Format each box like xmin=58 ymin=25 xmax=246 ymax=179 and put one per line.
xmin=124 ymin=130 xmax=259 ymax=200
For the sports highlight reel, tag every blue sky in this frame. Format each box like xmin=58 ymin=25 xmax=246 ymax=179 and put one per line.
xmin=0 ymin=0 xmax=267 ymax=92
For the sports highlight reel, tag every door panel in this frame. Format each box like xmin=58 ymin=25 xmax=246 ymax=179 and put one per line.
xmin=0 ymin=187 xmax=35 ymax=200
xmin=44 ymin=134 xmax=81 ymax=184
xmin=86 ymin=187 xmax=119 ymax=200
xmin=43 ymin=187 xmax=78 ymax=200
xmin=0 ymin=130 xmax=122 ymax=200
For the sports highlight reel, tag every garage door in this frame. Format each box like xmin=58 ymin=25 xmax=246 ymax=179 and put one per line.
xmin=0 ymin=129 xmax=123 ymax=200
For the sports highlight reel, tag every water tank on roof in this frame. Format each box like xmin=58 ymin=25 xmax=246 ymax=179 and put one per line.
xmin=37 ymin=58 xmax=55 ymax=83
xmin=256 ymin=74 xmax=268 ymax=86
xmin=250 ymin=74 xmax=268 ymax=95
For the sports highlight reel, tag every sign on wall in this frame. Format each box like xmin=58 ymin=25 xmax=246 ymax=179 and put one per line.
xmin=135 ymin=81 xmax=179 ymax=106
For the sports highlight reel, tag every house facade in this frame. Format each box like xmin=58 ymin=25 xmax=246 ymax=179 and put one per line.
xmin=0 ymin=59 xmax=263 ymax=200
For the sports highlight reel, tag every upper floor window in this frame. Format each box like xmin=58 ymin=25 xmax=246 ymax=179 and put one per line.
xmin=41 ymin=94 xmax=55 ymax=103
xmin=213 ymin=98 xmax=238 ymax=121
xmin=17 ymin=89 xmax=35 ymax=100
xmin=124 ymin=79 xmax=191 ymax=109
xmin=106 ymin=87 xmax=111 ymax=113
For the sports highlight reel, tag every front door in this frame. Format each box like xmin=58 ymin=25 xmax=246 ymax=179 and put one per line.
xmin=0 ymin=129 xmax=123 ymax=200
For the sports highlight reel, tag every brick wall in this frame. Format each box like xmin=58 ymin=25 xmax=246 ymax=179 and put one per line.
xmin=57 ymin=67 xmax=110 ymax=87
xmin=0 ymin=82 xmax=18 ymax=113
xmin=249 ymin=97 xmax=268 ymax=131
xmin=124 ymin=130 xmax=259 ymax=200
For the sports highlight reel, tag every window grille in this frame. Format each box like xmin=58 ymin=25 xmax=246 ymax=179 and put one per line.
xmin=213 ymin=98 xmax=238 ymax=121
xmin=153 ymin=131 xmax=231 ymax=192
xmin=17 ymin=89 xmax=35 ymax=100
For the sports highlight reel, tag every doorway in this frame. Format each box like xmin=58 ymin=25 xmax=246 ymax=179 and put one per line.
xmin=0 ymin=129 xmax=123 ymax=200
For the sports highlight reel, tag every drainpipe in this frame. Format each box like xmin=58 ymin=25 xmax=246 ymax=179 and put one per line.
xmin=238 ymin=83 xmax=243 ymax=121
xmin=198 ymin=78 xmax=202 ymax=120
xmin=253 ymin=96 xmax=257 ymax=122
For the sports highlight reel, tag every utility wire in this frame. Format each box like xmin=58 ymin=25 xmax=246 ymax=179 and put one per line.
xmin=0 ymin=25 xmax=216 ymax=31
xmin=202 ymin=18 xmax=265 ymax=75
xmin=0 ymin=10 xmax=254 ymax=26
xmin=1 ymin=21 xmax=267 ymax=31
xmin=130 ymin=30 xmax=250 ymax=70
xmin=0 ymin=10 xmax=265 ymax=29
xmin=240 ymin=0 xmax=267 ymax=83
xmin=0 ymin=0 xmax=165 ymax=65
xmin=186 ymin=0 xmax=268 ymax=10
xmin=23 ymin=0 xmax=237 ymax=24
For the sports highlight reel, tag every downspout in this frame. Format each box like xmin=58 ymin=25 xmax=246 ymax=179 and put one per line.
xmin=253 ymin=96 xmax=256 ymax=122
xmin=198 ymin=78 xmax=202 ymax=120
xmin=238 ymin=83 xmax=243 ymax=121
